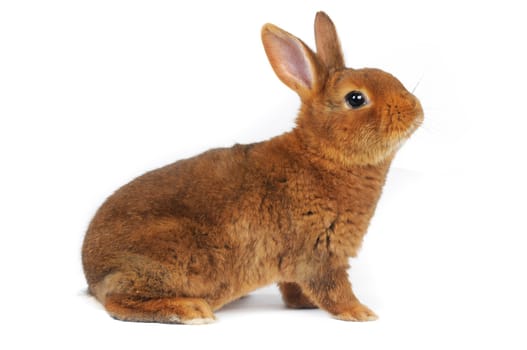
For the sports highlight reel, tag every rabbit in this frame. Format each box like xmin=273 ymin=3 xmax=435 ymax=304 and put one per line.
xmin=82 ymin=11 xmax=423 ymax=324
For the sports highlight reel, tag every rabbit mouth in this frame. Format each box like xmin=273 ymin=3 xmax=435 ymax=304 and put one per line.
xmin=383 ymin=101 xmax=424 ymax=142
xmin=403 ymin=115 xmax=423 ymax=138
xmin=385 ymin=116 xmax=422 ymax=142
xmin=379 ymin=109 xmax=423 ymax=157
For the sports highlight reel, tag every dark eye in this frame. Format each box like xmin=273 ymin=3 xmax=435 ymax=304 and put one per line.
xmin=345 ymin=91 xmax=367 ymax=109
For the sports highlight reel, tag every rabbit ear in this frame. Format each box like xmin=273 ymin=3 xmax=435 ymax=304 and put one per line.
xmin=314 ymin=12 xmax=345 ymax=70
xmin=262 ymin=23 xmax=323 ymax=99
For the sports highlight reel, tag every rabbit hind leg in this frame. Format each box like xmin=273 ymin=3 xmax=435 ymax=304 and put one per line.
xmin=90 ymin=270 xmax=215 ymax=325
xmin=104 ymin=293 xmax=215 ymax=324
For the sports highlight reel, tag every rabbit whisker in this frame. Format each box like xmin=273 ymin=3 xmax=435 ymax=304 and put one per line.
xmin=411 ymin=74 xmax=424 ymax=94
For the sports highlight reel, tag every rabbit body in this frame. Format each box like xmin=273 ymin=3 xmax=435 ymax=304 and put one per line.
xmin=83 ymin=132 xmax=390 ymax=322
xmin=82 ymin=12 xmax=423 ymax=324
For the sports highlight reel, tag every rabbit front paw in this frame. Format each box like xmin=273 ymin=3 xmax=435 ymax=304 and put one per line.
xmin=334 ymin=303 xmax=378 ymax=322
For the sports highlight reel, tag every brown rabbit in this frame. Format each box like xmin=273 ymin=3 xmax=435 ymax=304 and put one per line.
xmin=82 ymin=12 xmax=423 ymax=324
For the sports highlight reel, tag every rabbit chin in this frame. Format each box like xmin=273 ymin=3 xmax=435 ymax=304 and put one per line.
xmin=363 ymin=141 xmax=406 ymax=165
xmin=351 ymin=132 xmax=415 ymax=166
xmin=371 ymin=116 xmax=422 ymax=163
xmin=317 ymin=141 xmax=402 ymax=167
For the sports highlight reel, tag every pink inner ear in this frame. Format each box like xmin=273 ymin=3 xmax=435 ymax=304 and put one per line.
xmin=277 ymin=36 xmax=313 ymax=89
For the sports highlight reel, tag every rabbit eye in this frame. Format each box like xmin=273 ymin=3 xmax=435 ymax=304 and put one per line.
xmin=345 ymin=91 xmax=367 ymax=109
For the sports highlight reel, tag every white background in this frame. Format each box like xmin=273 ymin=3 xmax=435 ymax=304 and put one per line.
xmin=1 ymin=0 xmax=526 ymax=349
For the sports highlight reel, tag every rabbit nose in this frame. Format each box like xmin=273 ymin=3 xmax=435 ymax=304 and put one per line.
xmin=398 ymin=91 xmax=424 ymax=122
xmin=400 ymin=90 xmax=417 ymax=105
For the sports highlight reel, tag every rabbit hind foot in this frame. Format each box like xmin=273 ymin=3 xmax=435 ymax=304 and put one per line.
xmin=104 ymin=294 xmax=216 ymax=325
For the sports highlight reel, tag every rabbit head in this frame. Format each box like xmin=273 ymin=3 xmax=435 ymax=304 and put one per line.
xmin=262 ymin=12 xmax=423 ymax=165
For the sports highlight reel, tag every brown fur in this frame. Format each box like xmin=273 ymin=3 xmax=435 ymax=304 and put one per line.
xmin=82 ymin=12 xmax=423 ymax=324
